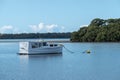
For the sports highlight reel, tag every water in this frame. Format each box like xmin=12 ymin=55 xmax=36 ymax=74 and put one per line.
xmin=0 ymin=41 xmax=120 ymax=80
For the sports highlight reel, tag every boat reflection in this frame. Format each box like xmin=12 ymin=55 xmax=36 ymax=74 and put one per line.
xmin=19 ymin=53 xmax=63 ymax=61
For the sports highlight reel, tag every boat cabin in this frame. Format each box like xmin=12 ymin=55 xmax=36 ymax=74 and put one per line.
xmin=19 ymin=41 xmax=62 ymax=54
xmin=30 ymin=42 xmax=59 ymax=49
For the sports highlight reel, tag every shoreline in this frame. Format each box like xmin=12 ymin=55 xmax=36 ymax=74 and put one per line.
xmin=0 ymin=39 xmax=120 ymax=43
xmin=0 ymin=39 xmax=70 ymax=43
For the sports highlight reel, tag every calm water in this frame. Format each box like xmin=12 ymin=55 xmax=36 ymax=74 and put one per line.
xmin=0 ymin=41 xmax=120 ymax=80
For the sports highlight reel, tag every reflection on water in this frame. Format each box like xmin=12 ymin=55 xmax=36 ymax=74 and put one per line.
xmin=19 ymin=54 xmax=63 ymax=67
xmin=19 ymin=54 xmax=62 ymax=61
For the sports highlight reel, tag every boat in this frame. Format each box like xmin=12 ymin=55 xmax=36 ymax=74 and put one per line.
xmin=18 ymin=41 xmax=63 ymax=55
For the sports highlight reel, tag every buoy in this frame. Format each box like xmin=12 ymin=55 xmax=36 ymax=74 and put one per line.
xmin=86 ymin=50 xmax=91 ymax=54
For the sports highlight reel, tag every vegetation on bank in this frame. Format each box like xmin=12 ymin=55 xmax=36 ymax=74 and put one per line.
xmin=0 ymin=33 xmax=71 ymax=39
xmin=71 ymin=18 xmax=120 ymax=42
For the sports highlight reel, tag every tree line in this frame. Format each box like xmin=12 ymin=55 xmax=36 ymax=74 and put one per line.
xmin=0 ymin=32 xmax=71 ymax=39
xmin=71 ymin=18 xmax=120 ymax=42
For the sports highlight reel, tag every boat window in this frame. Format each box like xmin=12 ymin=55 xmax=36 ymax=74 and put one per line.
xmin=39 ymin=43 xmax=42 ymax=47
xmin=32 ymin=43 xmax=38 ymax=48
xmin=50 ymin=44 xmax=53 ymax=47
xmin=54 ymin=44 xmax=57 ymax=46
xmin=43 ymin=42 xmax=47 ymax=46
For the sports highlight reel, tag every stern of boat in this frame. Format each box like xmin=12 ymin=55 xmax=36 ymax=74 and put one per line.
xmin=19 ymin=42 xmax=29 ymax=54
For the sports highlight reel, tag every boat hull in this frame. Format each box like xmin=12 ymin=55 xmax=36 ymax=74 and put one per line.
xmin=18 ymin=41 xmax=63 ymax=55
xmin=19 ymin=46 xmax=63 ymax=55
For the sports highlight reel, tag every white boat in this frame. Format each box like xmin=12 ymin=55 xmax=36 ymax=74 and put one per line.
xmin=18 ymin=41 xmax=63 ymax=55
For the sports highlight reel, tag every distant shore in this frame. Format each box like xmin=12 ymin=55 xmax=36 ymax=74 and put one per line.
xmin=0 ymin=39 xmax=70 ymax=43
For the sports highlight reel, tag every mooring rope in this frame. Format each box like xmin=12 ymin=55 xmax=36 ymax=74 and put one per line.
xmin=62 ymin=44 xmax=91 ymax=54
xmin=63 ymin=45 xmax=74 ymax=53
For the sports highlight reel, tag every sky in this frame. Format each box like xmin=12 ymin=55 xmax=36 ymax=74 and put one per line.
xmin=0 ymin=0 xmax=120 ymax=33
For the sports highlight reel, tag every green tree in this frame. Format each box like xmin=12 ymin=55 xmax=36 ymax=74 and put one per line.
xmin=71 ymin=31 xmax=79 ymax=42
xmin=71 ymin=18 xmax=120 ymax=42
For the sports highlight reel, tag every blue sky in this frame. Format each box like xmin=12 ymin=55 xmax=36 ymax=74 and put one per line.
xmin=0 ymin=0 xmax=120 ymax=33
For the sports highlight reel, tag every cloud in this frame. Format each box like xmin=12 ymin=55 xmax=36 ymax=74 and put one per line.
xmin=80 ymin=25 xmax=88 ymax=27
xmin=38 ymin=23 xmax=44 ymax=30
xmin=0 ymin=23 xmax=66 ymax=33
xmin=29 ymin=23 xmax=64 ymax=33
xmin=29 ymin=23 xmax=45 ymax=32
xmin=0 ymin=25 xmax=20 ymax=33
xmin=46 ymin=24 xmax=58 ymax=32
xmin=0 ymin=25 xmax=13 ymax=33
xmin=29 ymin=25 xmax=38 ymax=32
xmin=1 ymin=25 xmax=13 ymax=30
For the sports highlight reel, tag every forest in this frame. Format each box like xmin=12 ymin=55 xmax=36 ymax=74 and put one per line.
xmin=71 ymin=18 xmax=120 ymax=42
xmin=0 ymin=32 xmax=71 ymax=39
